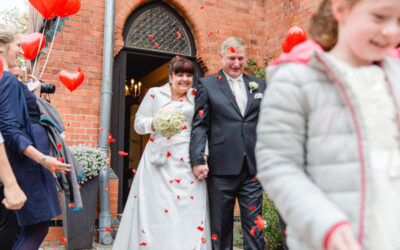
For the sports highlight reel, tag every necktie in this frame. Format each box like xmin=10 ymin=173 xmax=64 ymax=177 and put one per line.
xmin=231 ymin=79 xmax=246 ymax=115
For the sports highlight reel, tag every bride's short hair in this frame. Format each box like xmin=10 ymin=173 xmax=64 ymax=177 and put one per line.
xmin=169 ymin=56 xmax=195 ymax=76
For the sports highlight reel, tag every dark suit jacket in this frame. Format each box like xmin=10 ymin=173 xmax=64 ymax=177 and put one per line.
xmin=190 ymin=70 xmax=266 ymax=176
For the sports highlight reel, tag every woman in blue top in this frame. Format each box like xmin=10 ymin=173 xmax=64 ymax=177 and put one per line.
xmin=0 ymin=24 xmax=72 ymax=249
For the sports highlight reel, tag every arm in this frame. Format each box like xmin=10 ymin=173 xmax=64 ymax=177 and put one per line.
xmin=255 ymin=66 xmax=351 ymax=249
xmin=0 ymin=134 xmax=27 ymax=210
xmin=134 ymin=88 xmax=155 ymax=135
xmin=190 ymin=78 xmax=210 ymax=166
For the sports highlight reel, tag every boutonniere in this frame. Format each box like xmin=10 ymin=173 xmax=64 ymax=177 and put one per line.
xmin=249 ymin=81 xmax=259 ymax=93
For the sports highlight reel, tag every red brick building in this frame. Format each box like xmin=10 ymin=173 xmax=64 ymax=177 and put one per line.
xmin=30 ymin=0 xmax=319 ymax=246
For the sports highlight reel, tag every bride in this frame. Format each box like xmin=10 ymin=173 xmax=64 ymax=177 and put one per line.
xmin=113 ymin=57 xmax=211 ymax=249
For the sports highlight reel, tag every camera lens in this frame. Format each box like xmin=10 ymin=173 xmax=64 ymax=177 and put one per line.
xmin=41 ymin=83 xmax=56 ymax=94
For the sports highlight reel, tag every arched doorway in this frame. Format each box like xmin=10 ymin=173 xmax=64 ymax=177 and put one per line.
xmin=110 ymin=1 xmax=202 ymax=214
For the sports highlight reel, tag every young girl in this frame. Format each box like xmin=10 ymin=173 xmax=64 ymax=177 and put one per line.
xmin=255 ymin=0 xmax=400 ymax=250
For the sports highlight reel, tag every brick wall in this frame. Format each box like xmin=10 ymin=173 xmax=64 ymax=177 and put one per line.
xmin=35 ymin=0 xmax=319 ymax=246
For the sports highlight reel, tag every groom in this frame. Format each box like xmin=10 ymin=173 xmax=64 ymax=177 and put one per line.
xmin=190 ymin=37 xmax=266 ymax=249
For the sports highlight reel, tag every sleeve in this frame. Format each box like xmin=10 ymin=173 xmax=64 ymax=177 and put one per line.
xmin=134 ymin=88 xmax=155 ymax=135
xmin=0 ymin=132 xmax=3 ymax=144
xmin=0 ymin=75 xmax=33 ymax=154
xmin=189 ymin=78 xmax=210 ymax=166
xmin=255 ymin=65 xmax=349 ymax=249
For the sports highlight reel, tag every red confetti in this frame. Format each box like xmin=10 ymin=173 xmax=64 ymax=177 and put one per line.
xmin=197 ymin=226 xmax=204 ymax=231
xmin=139 ymin=242 xmax=147 ymax=246
xmin=219 ymin=76 xmax=223 ymax=80
xmin=184 ymin=62 xmax=188 ymax=68
xmin=250 ymin=206 xmax=256 ymax=211
xmin=132 ymin=169 xmax=136 ymax=174
xmin=214 ymin=72 xmax=218 ymax=77
xmin=208 ymin=32 xmax=213 ymax=37
xmin=69 ymin=202 xmax=74 ymax=208
xmin=176 ymin=55 xmax=180 ymax=60
xmin=67 ymin=122 xmax=70 ymax=127
xmin=190 ymin=181 xmax=194 ymax=184
xmin=230 ymin=47 xmax=236 ymax=53
xmin=134 ymin=195 xmax=137 ymax=198
xmin=199 ymin=110 xmax=204 ymax=117
xmin=57 ymin=144 xmax=62 ymax=150
xmin=169 ymin=180 xmax=174 ymax=184
xmin=107 ymin=133 xmax=115 ymax=143
xmin=182 ymin=125 xmax=187 ymax=130
xmin=99 ymin=127 xmax=104 ymax=131
xmin=58 ymin=157 xmax=64 ymax=163
xmin=254 ymin=215 xmax=265 ymax=230
xmin=216 ymin=29 xmax=220 ymax=34
xmin=253 ymin=175 xmax=257 ymax=181
xmin=167 ymin=137 xmax=172 ymax=140
xmin=200 ymin=6 xmax=205 ymax=9
xmin=179 ymin=99 xmax=183 ymax=102
xmin=104 ymin=186 xmax=108 ymax=191
xmin=283 ymin=230 xmax=287 ymax=235
xmin=167 ymin=152 xmax=172 ymax=158
xmin=307 ymin=11 xmax=312 ymax=16
xmin=77 ymin=184 xmax=81 ymax=189
xmin=201 ymin=237 xmax=207 ymax=244
xmin=175 ymin=179 xmax=181 ymax=184
xmin=150 ymin=94 xmax=155 ymax=99
xmin=165 ymin=209 xmax=168 ymax=213
xmin=180 ymin=157 xmax=184 ymax=162
xmin=190 ymin=196 xmax=194 ymax=200
xmin=138 ymin=0 xmax=142 ymax=3
xmin=250 ymin=227 xmax=255 ymax=236
xmin=61 ymin=236 xmax=67 ymax=244
xmin=148 ymin=35 xmax=154 ymax=39
xmin=177 ymin=195 xmax=180 ymax=200
xmin=212 ymin=234 xmax=218 ymax=240
xmin=154 ymin=42 xmax=159 ymax=47
xmin=192 ymin=89 xmax=197 ymax=95
xmin=105 ymin=226 xmax=111 ymax=233
xmin=118 ymin=151 xmax=129 ymax=156
xmin=149 ymin=137 xmax=154 ymax=142
xmin=177 ymin=32 xmax=182 ymax=38
xmin=142 ymin=229 xmax=146 ymax=234
xmin=201 ymin=220 xmax=204 ymax=225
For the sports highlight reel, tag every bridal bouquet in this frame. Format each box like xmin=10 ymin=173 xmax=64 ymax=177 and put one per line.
xmin=153 ymin=106 xmax=185 ymax=137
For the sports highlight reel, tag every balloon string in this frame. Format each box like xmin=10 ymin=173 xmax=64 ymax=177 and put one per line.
xmin=38 ymin=16 xmax=60 ymax=80
xmin=31 ymin=19 xmax=47 ymax=76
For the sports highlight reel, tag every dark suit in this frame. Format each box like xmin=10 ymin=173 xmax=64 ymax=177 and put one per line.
xmin=190 ymin=70 xmax=266 ymax=249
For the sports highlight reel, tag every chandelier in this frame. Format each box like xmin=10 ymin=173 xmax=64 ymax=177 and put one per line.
xmin=125 ymin=79 xmax=142 ymax=98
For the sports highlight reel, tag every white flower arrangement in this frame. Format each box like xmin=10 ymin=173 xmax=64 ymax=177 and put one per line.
xmin=70 ymin=145 xmax=109 ymax=184
xmin=249 ymin=81 xmax=259 ymax=93
xmin=153 ymin=105 xmax=185 ymax=137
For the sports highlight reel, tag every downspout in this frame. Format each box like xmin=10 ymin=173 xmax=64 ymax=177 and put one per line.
xmin=98 ymin=0 xmax=115 ymax=244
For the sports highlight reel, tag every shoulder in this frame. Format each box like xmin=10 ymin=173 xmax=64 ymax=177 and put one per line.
xmin=199 ymin=74 xmax=218 ymax=84
xmin=0 ymin=71 xmax=22 ymax=93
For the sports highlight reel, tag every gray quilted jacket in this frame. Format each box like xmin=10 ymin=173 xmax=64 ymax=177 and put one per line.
xmin=256 ymin=51 xmax=400 ymax=250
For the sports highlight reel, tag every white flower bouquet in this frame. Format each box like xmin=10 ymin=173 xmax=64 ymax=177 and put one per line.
xmin=70 ymin=145 xmax=109 ymax=184
xmin=153 ymin=105 xmax=185 ymax=137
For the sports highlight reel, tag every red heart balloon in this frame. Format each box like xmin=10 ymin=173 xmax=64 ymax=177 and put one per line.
xmin=59 ymin=67 xmax=84 ymax=92
xmin=55 ymin=0 xmax=81 ymax=18
xmin=29 ymin=0 xmax=67 ymax=19
xmin=0 ymin=60 xmax=3 ymax=81
xmin=21 ymin=33 xmax=46 ymax=60
xmin=282 ymin=26 xmax=308 ymax=53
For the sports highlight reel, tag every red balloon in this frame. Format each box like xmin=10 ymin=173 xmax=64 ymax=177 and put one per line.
xmin=0 ymin=60 xmax=3 ymax=81
xmin=21 ymin=33 xmax=46 ymax=60
xmin=29 ymin=0 xmax=67 ymax=19
xmin=59 ymin=68 xmax=84 ymax=92
xmin=55 ymin=0 xmax=81 ymax=18
xmin=282 ymin=26 xmax=308 ymax=53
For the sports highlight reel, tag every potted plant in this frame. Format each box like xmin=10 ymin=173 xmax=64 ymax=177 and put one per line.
xmin=66 ymin=145 xmax=108 ymax=250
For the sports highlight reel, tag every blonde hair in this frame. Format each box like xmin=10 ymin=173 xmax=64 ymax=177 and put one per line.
xmin=0 ymin=24 xmax=18 ymax=44
xmin=308 ymin=0 xmax=360 ymax=51
xmin=221 ymin=37 xmax=247 ymax=55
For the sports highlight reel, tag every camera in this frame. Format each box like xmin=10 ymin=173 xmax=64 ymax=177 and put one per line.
xmin=40 ymin=81 xmax=56 ymax=94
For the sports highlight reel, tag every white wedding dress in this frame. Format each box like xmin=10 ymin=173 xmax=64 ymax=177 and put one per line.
xmin=113 ymin=84 xmax=211 ymax=250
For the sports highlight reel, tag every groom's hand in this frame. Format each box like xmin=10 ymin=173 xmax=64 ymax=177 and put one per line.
xmin=192 ymin=164 xmax=209 ymax=180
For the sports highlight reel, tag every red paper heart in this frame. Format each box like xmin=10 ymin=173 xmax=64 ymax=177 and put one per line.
xmin=282 ymin=26 xmax=307 ymax=53
xmin=28 ymin=0 xmax=67 ymax=19
xmin=212 ymin=234 xmax=218 ymax=240
xmin=105 ymin=226 xmax=111 ymax=233
xmin=250 ymin=227 xmax=255 ymax=236
xmin=21 ymin=33 xmax=46 ymax=60
xmin=198 ymin=110 xmax=204 ymax=117
xmin=61 ymin=236 xmax=67 ymax=244
xmin=59 ymin=67 xmax=84 ymax=92
xmin=55 ymin=0 xmax=80 ymax=18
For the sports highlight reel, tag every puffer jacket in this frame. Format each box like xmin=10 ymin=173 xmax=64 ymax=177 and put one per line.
xmin=255 ymin=47 xmax=400 ymax=250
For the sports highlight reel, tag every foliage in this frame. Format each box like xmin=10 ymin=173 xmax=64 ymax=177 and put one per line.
xmin=0 ymin=6 xmax=29 ymax=67
xmin=245 ymin=59 xmax=268 ymax=80
xmin=70 ymin=145 xmax=109 ymax=184
xmin=263 ymin=194 xmax=284 ymax=249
